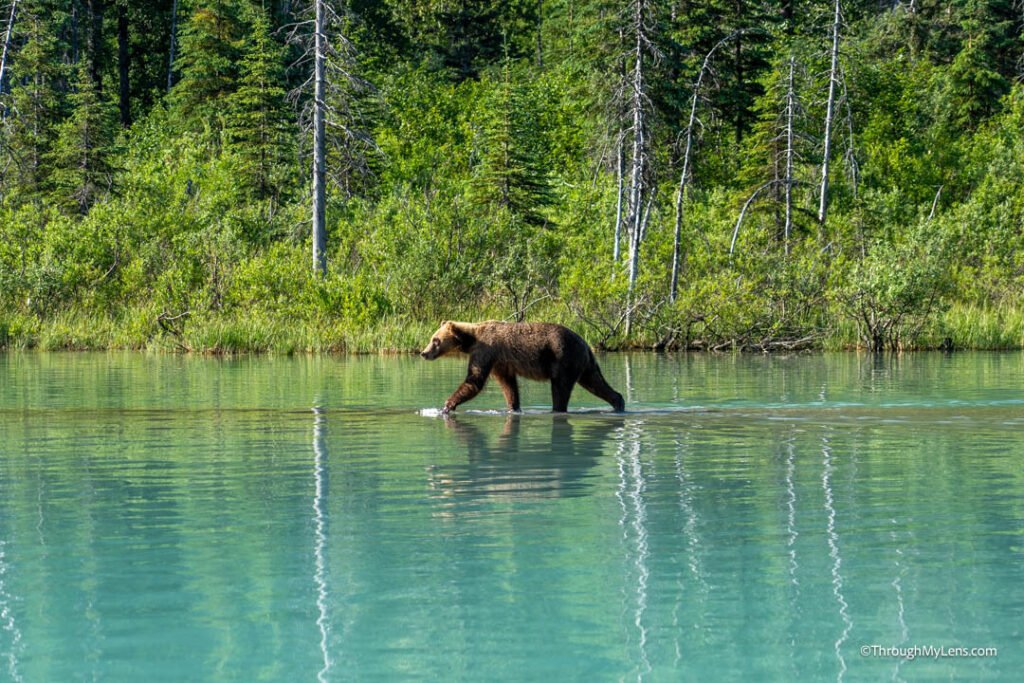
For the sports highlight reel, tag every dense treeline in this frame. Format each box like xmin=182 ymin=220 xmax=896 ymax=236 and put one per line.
xmin=1 ymin=0 xmax=1023 ymax=352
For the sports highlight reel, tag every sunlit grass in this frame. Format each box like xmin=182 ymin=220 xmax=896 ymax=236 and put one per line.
xmin=6 ymin=301 xmax=1024 ymax=353
xmin=940 ymin=303 xmax=1024 ymax=350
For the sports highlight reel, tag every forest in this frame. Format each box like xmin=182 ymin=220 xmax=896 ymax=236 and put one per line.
xmin=1 ymin=0 xmax=1023 ymax=352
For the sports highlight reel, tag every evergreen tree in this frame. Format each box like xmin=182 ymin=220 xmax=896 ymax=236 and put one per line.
xmin=171 ymin=0 xmax=245 ymax=122
xmin=472 ymin=54 xmax=551 ymax=227
xmin=0 ymin=3 xmax=66 ymax=208
xmin=385 ymin=0 xmax=540 ymax=80
xmin=48 ymin=63 xmax=119 ymax=213
xmin=942 ymin=0 xmax=1012 ymax=130
xmin=128 ymin=0 xmax=179 ymax=107
xmin=672 ymin=0 xmax=780 ymax=145
xmin=739 ymin=47 xmax=813 ymax=246
xmin=225 ymin=6 xmax=291 ymax=199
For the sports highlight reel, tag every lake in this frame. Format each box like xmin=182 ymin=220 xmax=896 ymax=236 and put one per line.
xmin=0 ymin=351 xmax=1021 ymax=681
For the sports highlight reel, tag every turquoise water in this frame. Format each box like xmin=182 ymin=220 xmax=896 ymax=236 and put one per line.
xmin=0 ymin=352 xmax=1022 ymax=681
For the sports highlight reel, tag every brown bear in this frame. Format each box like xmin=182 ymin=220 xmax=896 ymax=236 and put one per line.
xmin=420 ymin=321 xmax=626 ymax=414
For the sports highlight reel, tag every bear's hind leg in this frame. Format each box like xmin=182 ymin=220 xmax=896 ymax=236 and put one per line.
xmin=579 ymin=365 xmax=626 ymax=412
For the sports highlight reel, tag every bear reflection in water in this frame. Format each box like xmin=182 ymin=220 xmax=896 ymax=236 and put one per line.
xmin=427 ymin=414 xmax=626 ymax=503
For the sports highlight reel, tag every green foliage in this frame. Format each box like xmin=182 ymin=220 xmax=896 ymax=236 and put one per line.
xmin=834 ymin=218 xmax=953 ymax=351
xmin=940 ymin=1 xmax=1011 ymax=132
xmin=4 ymin=1 xmax=1024 ymax=352
xmin=382 ymin=0 xmax=540 ymax=80
xmin=48 ymin=66 xmax=121 ymax=213
xmin=224 ymin=7 xmax=293 ymax=200
xmin=0 ymin=6 xmax=66 ymax=207
xmin=171 ymin=0 xmax=246 ymax=123
xmin=470 ymin=55 xmax=553 ymax=227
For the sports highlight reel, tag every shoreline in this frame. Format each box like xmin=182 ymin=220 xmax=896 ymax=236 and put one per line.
xmin=4 ymin=303 xmax=1024 ymax=354
xmin=2 ymin=339 xmax=1021 ymax=355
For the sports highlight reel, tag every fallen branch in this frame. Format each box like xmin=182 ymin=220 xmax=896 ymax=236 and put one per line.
xmin=156 ymin=309 xmax=192 ymax=351
xmin=748 ymin=335 xmax=818 ymax=353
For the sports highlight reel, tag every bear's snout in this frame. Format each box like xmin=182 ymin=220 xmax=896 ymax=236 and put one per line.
xmin=421 ymin=339 xmax=441 ymax=359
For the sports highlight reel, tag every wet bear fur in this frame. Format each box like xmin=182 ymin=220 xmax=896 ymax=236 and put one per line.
xmin=420 ymin=321 xmax=626 ymax=414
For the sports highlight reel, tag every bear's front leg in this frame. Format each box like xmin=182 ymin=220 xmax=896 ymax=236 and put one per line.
xmin=442 ymin=361 xmax=491 ymax=414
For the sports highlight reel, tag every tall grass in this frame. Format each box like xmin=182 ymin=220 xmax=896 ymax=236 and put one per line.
xmin=822 ymin=318 xmax=861 ymax=351
xmin=940 ymin=304 xmax=1024 ymax=350
xmin=6 ymin=302 xmax=1024 ymax=353
xmin=821 ymin=304 xmax=1024 ymax=351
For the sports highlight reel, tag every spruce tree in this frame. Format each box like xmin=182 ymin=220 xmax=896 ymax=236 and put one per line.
xmin=0 ymin=4 xmax=65 ymax=208
xmin=171 ymin=0 xmax=245 ymax=122
xmin=671 ymin=0 xmax=779 ymax=145
xmin=384 ymin=0 xmax=539 ymax=80
xmin=944 ymin=0 xmax=1011 ymax=129
xmin=225 ymin=7 xmax=290 ymax=199
xmin=472 ymin=54 xmax=551 ymax=227
xmin=48 ymin=63 xmax=119 ymax=213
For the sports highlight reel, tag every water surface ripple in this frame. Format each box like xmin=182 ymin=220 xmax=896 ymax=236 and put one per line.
xmin=0 ymin=352 xmax=1021 ymax=681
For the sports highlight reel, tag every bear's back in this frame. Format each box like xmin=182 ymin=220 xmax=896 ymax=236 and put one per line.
xmin=473 ymin=322 xmax=592 ymax=380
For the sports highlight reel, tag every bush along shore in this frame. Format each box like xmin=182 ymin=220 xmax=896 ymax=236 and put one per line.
xmin=3 ymin=2 xmax=1024 ymax=354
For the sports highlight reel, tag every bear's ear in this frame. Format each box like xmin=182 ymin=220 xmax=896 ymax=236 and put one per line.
xmin=449 ymin=322 xmax=475 ymax=351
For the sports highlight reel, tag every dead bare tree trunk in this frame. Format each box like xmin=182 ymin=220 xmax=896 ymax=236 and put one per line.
xmin=731 ymin=180 xmax=784 ymax=254
xmin=818 ymin=0 xmax=841 ymax=225
xmin=613 ymin=26 xmax=626 ymax=267
xmin=784 ymin=55 xmax=796 ymax=254
xmin=670 ymin=31 xmax=743 ymax=302
xmin=167 ymin=0 xmax=177 ymax=91
xmin=927 ymin=184 xmax=942 ymax=221
xmin=613 ymin=131 xmax=624 ymax=264
xmin=289 ymin=0 xmax=373 ymax=277
xmin=622 ymin=0 xmax=660 ymax=337
xmin=624 ymin=0 xmax=650 ymax=338
xmin=0 ymin=0 xmax=18 ymax=100
xmin=312 ymin=0 xmax=327 ymax=276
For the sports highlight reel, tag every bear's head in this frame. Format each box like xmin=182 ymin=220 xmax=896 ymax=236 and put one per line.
xmin=421 ymin=321 xmax=474 ymax=360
